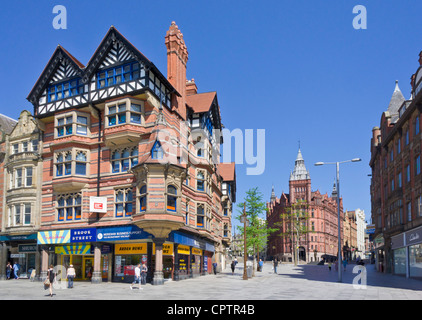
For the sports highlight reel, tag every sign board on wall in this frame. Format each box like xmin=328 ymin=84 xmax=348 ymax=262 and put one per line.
xmin=90 ymin=196 xmax=107 ymax=213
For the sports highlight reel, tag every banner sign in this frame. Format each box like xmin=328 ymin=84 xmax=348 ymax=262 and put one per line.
xmin=55 ymin=244 xmax=91 ymax=255
xmin=115 ymin=243 xmax=148 ymax=255
xmin=153 ymin=243 xmax=174 ymax=255
xmin=70 ymin=228 xmax=96 ymax=243
xmin=38 ymin=230 xmax=70 ymax=244
xmin=96 ymin=225 xmax=151 ymax=241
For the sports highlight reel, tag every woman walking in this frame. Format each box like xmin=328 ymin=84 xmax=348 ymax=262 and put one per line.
xmin=46 ymin=265 xmax=55 ymax=297
xmin=6 ymin=262 xmax=12 ymax=280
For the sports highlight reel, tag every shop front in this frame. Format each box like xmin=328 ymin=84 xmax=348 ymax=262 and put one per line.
xmin=391 ymin=226 xmax=422 ymax=279
xmin=0 ymin=233 xmax=38 ymax=280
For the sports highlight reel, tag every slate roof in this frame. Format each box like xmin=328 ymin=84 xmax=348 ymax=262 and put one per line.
xmin=0 ymin=113 xmax=17 ymax=134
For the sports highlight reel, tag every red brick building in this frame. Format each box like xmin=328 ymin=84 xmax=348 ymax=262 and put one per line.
xmin=267 ymin=149 xmax=343 ymax=263
xmin=370 ymin=52 xmax=422 ymax=278
xmin=0 ymin=22 xmax=236 ymax=284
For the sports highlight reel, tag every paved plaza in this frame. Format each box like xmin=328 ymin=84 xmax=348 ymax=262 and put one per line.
xmin=0 ymin=262 xmax=421 ymax=301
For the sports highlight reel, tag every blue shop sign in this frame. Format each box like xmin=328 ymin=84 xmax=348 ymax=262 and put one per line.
xmin=96 ymin=225 xmax=152 ymax=241
xmin=70 ymin=228 xmax=96 ymax=243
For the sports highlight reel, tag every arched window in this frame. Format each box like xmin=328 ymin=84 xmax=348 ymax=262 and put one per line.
xmin=167 ymin=185 xmax=177 ymax=212
xmin=115 ymin=188 xmax=133 ymax=217
xmin=111 ymin=147 xmax=138 ymax=173
xmin=139 ymin=185 xmax=147 ymax=212
xmin=75 ymin=151 xmax=87 ymax=175
xmin=151 ymin=141 xmax=163 ymax=159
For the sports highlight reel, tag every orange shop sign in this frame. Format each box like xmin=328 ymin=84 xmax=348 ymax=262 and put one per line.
xmin=115 ymin=243 xmax=147 ymax=255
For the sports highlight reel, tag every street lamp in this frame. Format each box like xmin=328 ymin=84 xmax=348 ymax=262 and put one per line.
xmin=314 ymin=158 xmax=361 ymax=282
xmin=240 ymin=203 xmax=250 ymax=280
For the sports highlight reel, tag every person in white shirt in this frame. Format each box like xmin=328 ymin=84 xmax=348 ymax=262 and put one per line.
xmin=130 ymin=264 xmax=142 ymax=290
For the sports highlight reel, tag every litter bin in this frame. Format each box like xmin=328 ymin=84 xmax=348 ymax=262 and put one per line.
xmin=246 ymin=262 xmax=253 ymax=278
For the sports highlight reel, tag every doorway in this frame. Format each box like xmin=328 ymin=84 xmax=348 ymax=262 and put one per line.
xmin=84 ymin=257 xmax=94 ymax=281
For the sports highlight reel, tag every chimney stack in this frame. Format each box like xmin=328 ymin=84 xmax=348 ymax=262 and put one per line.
xmin=165 ymin=21 xmax=188 ymax=120
xmin=186 ymin=78 xmax=197 ymax=96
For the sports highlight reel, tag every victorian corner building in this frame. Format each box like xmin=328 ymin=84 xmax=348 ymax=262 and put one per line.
xmin=370 ymin=52 xmax=422 ymax=279
xmin=0 ymin=22 xmax=236 ymax=284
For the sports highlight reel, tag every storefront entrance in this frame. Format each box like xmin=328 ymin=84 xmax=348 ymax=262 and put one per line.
xmin=60 ymin=255 xmax=94 ymax=281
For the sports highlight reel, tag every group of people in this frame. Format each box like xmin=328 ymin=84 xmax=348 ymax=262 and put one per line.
xmin=327 ymin=259 xmax=349 ymax=271
xmin=130 ymin=262 xmax=148 ymax=290
xmin=44 ymin=264 xmax=76 ymax=297
xmin=5 ymin=262 xmax=20 ymax=280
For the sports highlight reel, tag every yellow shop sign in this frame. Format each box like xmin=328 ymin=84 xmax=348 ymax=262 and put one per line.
xmin=192 ymin=248 xmax=202 ymax=255
xmin=115 ymin=243 xmax=147 ymax=255
xmin=178 ymin=245 xmax=190 ymax=255
xmin=153 ymin=243 xmax=174 ymax=255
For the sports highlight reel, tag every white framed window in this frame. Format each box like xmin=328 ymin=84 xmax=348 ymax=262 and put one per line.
xmin=105 ymin=98 xmax=145 ymax=128
xmin=9 ymin=203 xmax=32 ymax=226
xmin=55 ymin=111 xmax=90 ymax=138
xmin=55 ymin=149 xmax=89 ymax=178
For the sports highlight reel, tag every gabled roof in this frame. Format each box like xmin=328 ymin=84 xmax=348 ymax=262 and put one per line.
xmin=219 ymin=162 xmax=235 ymax=181
xmin=27 ymin=45 xmax=85 ymax=103
xmin=186 ymin=92 xmax=216 ymax=113
xmin=27 ymin=26 xmax=180 ymax=104
xmin=0 ymin=113 xmax=17 ymax=134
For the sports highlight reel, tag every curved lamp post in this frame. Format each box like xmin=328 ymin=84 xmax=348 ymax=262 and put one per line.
xmin=314 ymin=158 xmax=361 ymax=282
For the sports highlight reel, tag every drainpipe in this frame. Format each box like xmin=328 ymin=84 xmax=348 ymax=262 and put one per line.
xmin=90 ymin=104 xmax=102 ymax=221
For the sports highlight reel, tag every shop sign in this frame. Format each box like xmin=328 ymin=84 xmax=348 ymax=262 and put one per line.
xmin=89 ymin=196 xmax=107 ymax=213
xmin=405 ymin=226 xmax=422 ymax=246
xmin=19 ymin=244 xmax=37 ymax=253
xmin=11 ymin=254 xmax=25 ymax=258
xmin=192 ymin=248 xmax=202 ymax=255
xmin=37 ymin=230 xmax=70 ymax=245
xmin=115 ymin=243 xmax=147 ymax=255
xmin=0 ymin=234 xmax=37 ymax=241
xmin=96 ymin=225 xmax=151 ymax=241
xmin=178 ymin=245 xmax=190 ymax=255
xmin=70 ymin=228 xmax=96 ymax=243
xmin=153 ymin=243 xmax=173 ymax=255
xmin=55 ymin=244 xmax=91 ymax=255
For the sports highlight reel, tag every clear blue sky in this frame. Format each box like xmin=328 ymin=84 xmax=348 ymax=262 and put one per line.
xmin=1 ymin=0 xmax=421 ymax=229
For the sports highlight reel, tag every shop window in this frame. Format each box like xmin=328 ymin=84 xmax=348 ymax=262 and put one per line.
xmin=167 ymin=185 xmax=177 ymax=212
xmin=139 ymin=185 xmax=147 ymax=212
xmin=115 ymin=188 xmax=133 ymax=218
xmin=57 ymin=193 xmax=82 ymax=222
xmin=111 ymin=147 xmax=138 ymax=173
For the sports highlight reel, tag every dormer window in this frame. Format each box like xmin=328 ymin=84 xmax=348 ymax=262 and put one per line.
xmin=151 ymin=141 xmax=164 ymax=159
xmin=48 ymin=78 xmax=84 ymax=102
xmin=97 ymin=62 xmax=141 ymax=89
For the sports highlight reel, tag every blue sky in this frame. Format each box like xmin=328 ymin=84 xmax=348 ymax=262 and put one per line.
xmin=1 ymin=0 xmax=421 ymax=229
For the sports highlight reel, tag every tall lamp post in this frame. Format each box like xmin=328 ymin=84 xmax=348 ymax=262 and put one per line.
xmin=240 ymin=203 xmax=250 ymax=280
xmin=314 ymin=158 xmax=361 ymax=282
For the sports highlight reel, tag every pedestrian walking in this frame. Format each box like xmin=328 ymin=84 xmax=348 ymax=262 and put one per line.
xmin=66 ymin=264 xmax=76 ymax=289
xmin=273 ymin=258 xmax=278 ymax=274
xmin=230 ymin=260 xmax=236 ymax=275
xmin=212 ymin=262 xmax=217 ymax=275
xmin=6 ymin=262 xmax=12 ymax=280
xmin=328 ymin=261 xmax=332 ymax=271
xmin=45 ymin=265 xmax=55 ymax=297
xmin=343 ymin=259 xmax=348 ymax=271
xmin=12 ymin=262 xmax=19 ymax=279
xmin=141 ymin=262 xmax=148 ymax=285
xmin=259 ymin=259 xmax=264 ymax=272
xmin=130 ymin=264 xmax=142 ymax=290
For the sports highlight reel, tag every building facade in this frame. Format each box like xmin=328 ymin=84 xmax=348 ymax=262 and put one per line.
xmin=0 ymin=22 xmax=236 ymax=284
xmin=370 ymin=52 xmax=422 ymax=279
xmin=267 ymin=149 xmax=344 ymax=263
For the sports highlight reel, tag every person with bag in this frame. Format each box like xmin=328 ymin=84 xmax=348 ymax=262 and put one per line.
xmin=45 ymin=265 xmax=55 ymax=297
xmin=66 ymin=264 xmax=76 ymax=289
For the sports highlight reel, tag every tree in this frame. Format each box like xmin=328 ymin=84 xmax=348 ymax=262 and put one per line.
xmin=236 ymin=187 xmax=277 ymax=274
xmin=276 ymin=199 xmax=310 ymax=266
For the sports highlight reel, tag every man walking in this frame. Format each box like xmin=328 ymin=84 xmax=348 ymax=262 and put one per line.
xmin=141 ymin=262 xmax=148 ymax=285
xmin=130 ymin=264 xmax=142 ymax=290
xmin=273 ymin=258 xmax=278 ymax=274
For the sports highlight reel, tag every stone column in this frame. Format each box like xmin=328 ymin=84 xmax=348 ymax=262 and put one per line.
xmin=173 ymin=243 xmax=179 ymax=281
xmin=92 ymin=244 xmax=102 ymax=284
xmin=153 ymin=238 xmax=166 ymax=285
xmin=35 ymin=245 xmax=41 ymax=281
xmin=0 ymin=242 xmax=7 ymax=280
xmin=40 ymin=246 xmax=49 ymax=281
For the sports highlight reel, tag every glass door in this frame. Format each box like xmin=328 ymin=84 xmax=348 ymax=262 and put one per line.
xmin=83 ymin=257 xmax=94 ymax=281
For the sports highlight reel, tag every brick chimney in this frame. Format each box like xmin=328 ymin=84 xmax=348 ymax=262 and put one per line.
xmin=165 ymin=21 xmax=188 ymax=120
xmin=186 ymin=78 xmax=197 ymax=96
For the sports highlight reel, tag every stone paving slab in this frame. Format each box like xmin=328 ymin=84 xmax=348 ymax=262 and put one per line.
xmin=0 ymin=263 xmax=421 ymax=300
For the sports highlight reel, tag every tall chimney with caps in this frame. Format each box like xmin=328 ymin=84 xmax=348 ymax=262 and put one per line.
xmin=165 ymin=21 xmax=188 ymax=120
